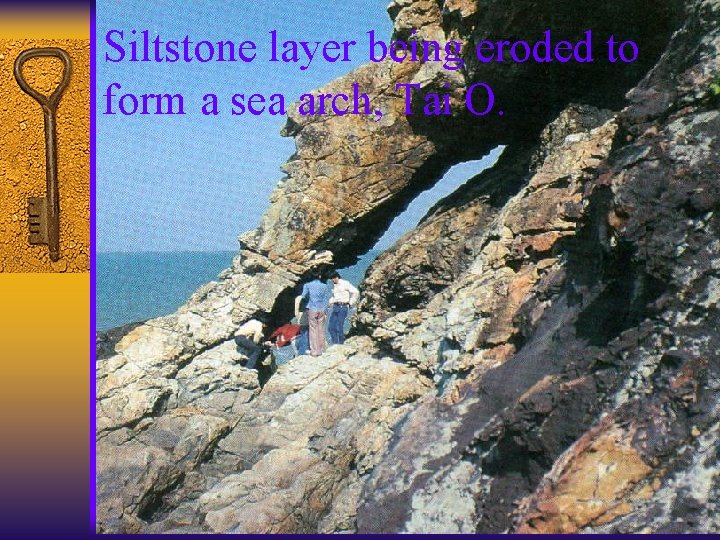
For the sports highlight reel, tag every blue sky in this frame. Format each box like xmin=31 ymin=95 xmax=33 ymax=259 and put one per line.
xmin=97 ymin=1 xmax=498 ymax=253
xmin=97 ymin=0 xmax=393 ymax=252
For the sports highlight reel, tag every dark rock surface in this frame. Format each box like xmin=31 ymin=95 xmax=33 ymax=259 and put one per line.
xmin=96 ymin=321 xmax=144 ymax=361
xmin=356 ymin=0 xmax=720 ymax=532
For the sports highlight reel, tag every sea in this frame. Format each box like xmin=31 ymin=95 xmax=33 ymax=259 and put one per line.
xmin=96 ymin=250 xmax=379 ymax=331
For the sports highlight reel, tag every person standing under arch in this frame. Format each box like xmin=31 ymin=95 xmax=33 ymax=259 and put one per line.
xmin=295 ymin=269 xmax=331 ymax=356
xmin=328 ymin=271 xmax=359 ymax=345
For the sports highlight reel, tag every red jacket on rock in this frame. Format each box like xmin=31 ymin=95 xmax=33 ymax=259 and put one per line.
xmin=269 ymin=324 xmax=301 ymax=348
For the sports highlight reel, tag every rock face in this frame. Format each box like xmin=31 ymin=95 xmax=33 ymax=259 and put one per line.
xmin=96 ymin=0 xmax=719 ymax=534
xmin=356 ymin=143 xmax=535 ymax=327
xmin=358 ymin=105 xmax=617 ymax=371
xmin=355 ymin=0 xmax=720 ymax=533
xmin=98 ymin=337 xmax=430 ymax=534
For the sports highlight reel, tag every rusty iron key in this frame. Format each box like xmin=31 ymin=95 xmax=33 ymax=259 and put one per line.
xmin=14 ymin=47 xmax=72 ymax=262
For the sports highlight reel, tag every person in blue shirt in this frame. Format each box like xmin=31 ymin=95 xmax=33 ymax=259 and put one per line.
xmin=294 ymin=269 xmax=331 ymax=356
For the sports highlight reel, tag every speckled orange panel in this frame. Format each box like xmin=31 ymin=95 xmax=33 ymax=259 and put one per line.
xmin=0 ymin=39 xmax=89 ymax=272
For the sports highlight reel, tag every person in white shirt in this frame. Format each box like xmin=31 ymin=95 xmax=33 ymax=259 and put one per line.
xmin=235 ymin=319 xmax=264 ymax=343
xmin=327 ymin=271 xmax=359 ymax=345
xmin=233 ymin=319 xmax=265 ymax=368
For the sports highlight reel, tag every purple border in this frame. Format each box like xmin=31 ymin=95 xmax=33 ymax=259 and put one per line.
xmin=89 ymin=0 xmax=97 ymax=533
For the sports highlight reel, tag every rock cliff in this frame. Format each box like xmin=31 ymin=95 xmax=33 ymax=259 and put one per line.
xmin=96 ymin=0 xmax=719 ymax=533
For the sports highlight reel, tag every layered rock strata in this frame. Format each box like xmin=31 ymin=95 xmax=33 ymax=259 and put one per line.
xmin=356 ymin=0 xmax=720 ymax=532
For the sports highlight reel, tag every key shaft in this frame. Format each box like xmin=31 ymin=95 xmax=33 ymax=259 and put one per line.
xmin=42 ymin=107 xmax=60 ymax=261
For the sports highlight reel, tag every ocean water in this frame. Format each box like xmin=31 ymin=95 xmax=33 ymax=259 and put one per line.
xmin=96 ymin=250 xmax=380 ymax=332
xmin=96 ymin=251 xmax=236 ymax=331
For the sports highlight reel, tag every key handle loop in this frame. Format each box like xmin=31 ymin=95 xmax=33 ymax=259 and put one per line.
xmin=14 ymin=47 xmax=72 ymax=112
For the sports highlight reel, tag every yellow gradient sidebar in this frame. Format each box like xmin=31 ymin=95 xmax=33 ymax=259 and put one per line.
xmin=0 ymin=5 xmax=91 ymax=539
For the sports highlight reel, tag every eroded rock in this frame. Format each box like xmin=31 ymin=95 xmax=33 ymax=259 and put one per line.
xmin=148 ymin=338 xmax=432 ymax=534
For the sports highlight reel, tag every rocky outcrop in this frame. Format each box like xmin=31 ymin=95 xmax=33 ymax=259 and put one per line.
xmin=356 ymin=143 xmax=534 ymax=327
xmin=355 ymin=0 xmax=720 ymax=532
xmin=96 ymin=336 xmax=260 ymax=533
xmin=99 ymin=338 xmax=431 ymax=534
xmin=354 ymin=108 xmax=623 ymax=532
xmin=358 ymin=105 xmax=615 ymax=368
xmin=97 ymin=0 xmax=718 ymax=534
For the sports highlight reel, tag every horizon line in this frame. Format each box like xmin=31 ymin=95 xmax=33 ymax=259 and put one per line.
xmin=97 ymin=248 xmax=384 ymax=254
xmin=97 ymin=249 xmax=238 ymax=254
